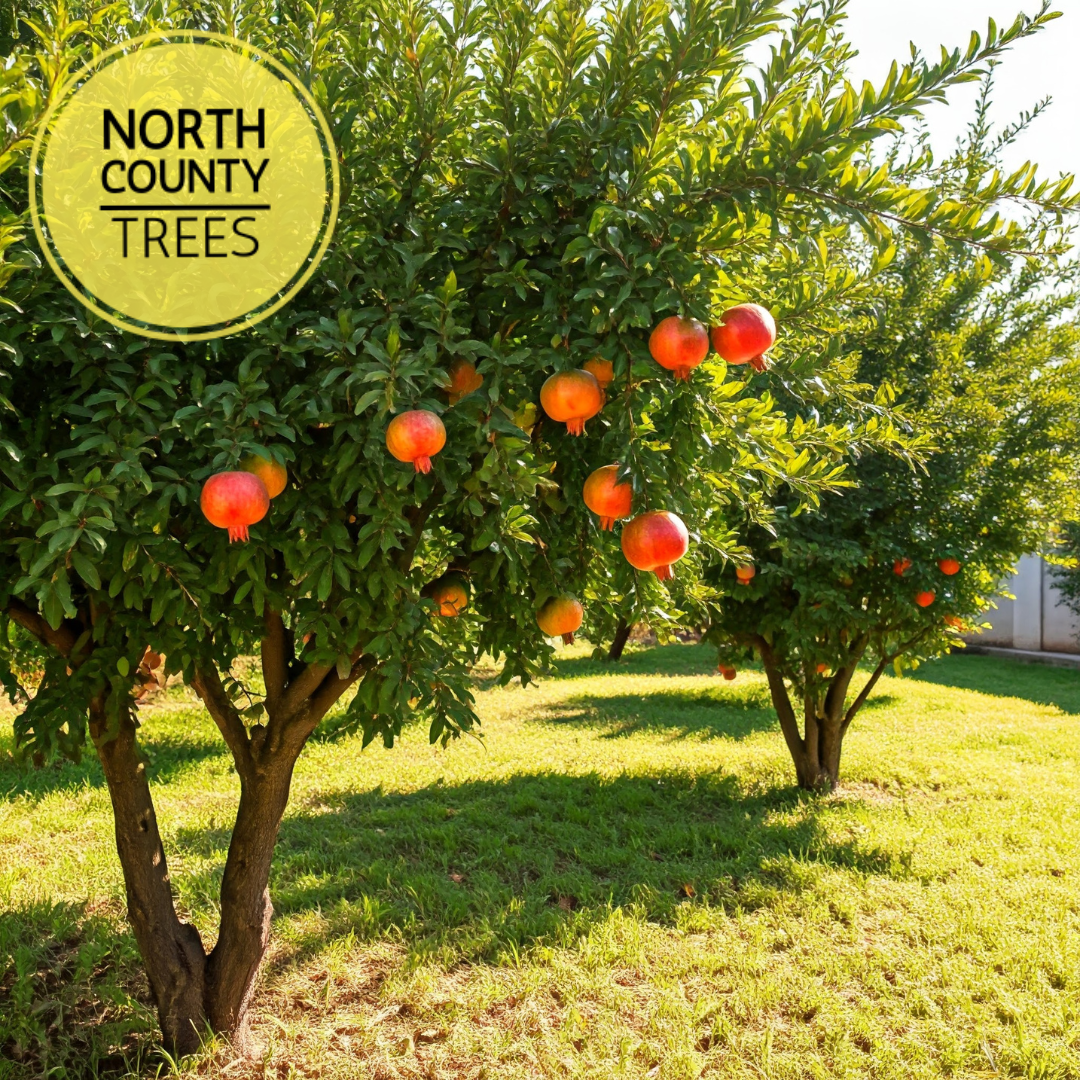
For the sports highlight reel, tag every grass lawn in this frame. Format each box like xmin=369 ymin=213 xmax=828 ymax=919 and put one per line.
xmin=1 ymin=644 xmax=1079 ymax=1079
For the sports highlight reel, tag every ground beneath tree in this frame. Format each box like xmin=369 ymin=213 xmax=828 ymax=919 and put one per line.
xmin=1 ymin=645 xmax=1078 ymax=1078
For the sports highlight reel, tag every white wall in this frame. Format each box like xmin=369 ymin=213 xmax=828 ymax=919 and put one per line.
xmin=966 ymin=557 xmax=1080 ymax=655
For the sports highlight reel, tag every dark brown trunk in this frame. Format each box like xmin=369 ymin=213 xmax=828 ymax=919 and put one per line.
xmin=90 ymin=697 xmax=208 ymax=1056
xmin=204 ymin=763 xmax=296 ymax=1051
xmin=607 ymin=618 xmax=632 ymax=661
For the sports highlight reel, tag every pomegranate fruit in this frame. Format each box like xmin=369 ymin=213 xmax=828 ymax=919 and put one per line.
xmin=621 ymin=511 xmax=689 ymax=580
xmin=944 ymin=615 xmax=964 ymax=629
xmin=915 ymin=591 xmax=936 ymax=608
xmin=537 ymin=595 xmax=584 ymax=644
xmin=649 ymin=316 xmax=709 ymax=380
xmin=200 ymin=471 xmax=270 ymax=542
xmin=710 ymin=304 xmax=776 ymax=369
xmin=583 ymin=465 xmax=633 ymax=530
xmin=735 ymin=564 xmax=755 ymax=585
xmin=816 ymin=663 xmax=829 ymax=675
xmin=894 ymin=558 xmax=911 ymax=576
xmin=583 ymin=357 xmax=614 ymax=389
xmin=938 ymin=557 xmax=961 ymax=576
xmin=426 ymin=573 xmax=469 ymax=617
xmin=540 ymin=370 xmax=604 ymax=435
xmin=240 ymin=451 xmax=288 ymax=499
xmin=718 ymin=664 xmax=737 ymax=681
xmin=447 ymin=358 xmax=483 ymax=405
xmin=386 ymin=410 xmax=446 ymax=473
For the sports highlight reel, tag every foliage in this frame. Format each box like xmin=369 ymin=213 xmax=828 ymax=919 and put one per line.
xmin=706 ymin=79 xmax=1080 ymax=788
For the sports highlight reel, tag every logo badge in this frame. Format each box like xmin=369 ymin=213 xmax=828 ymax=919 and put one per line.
xmin=30 ymin=32 xmax=339 ymax=341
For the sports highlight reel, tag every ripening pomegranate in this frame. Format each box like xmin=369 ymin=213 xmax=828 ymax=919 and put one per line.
xmin=200 ymin=471 xmax=270 ymax=542
xmin=938 ymin=557 xmax=961 ymax=576
xmin=583 ymin=465 xmax=633 ymax=530
xmin=583 ymin=357 xmax=614 ymax=389
xmin=944 ymin=615 xmax=964 ymax=630
xmin=240 ymin=452 xmax=288 ymax=499
xmin=915 ymin=591 xmax=936 ymax=608
xmin=540 ymin=370 xmax=604 ymax=435
xmin=710 ymin=304 xmax=776 ymax=370
xmin=894 ymin=558 xmax=911 ymax=576
xmin=426 ymin=573 xmax=469 ymax=617
xmin=447 ymin=358 xmax=483 ymax=405
xmin=649 ymin=316 xmax=709 ymax=381
xmin=816 ymin=663 xmax=829 ymax=675
xmin=735 ymin=564 xmax=756 ymax=585
xmin=386 ymin=410 xmax=447 ymax=473
xmin=718 ymin=664 xmax=737 ymax=681
xmin=621 ymin=511 xmax=690 ymax=580
xmin=537 ymin=595 xmax=584 ymax=644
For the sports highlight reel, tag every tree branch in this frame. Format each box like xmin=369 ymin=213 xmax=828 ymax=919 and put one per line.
xmin=7 ymin=599 xmax=79 ymax=657
xmin=261 ymin=607 xmax=288 ymax=715
xmin=752 ymin=634 xmax=806 ymax=763
xmin=191 ymin=664 xmax=254 ymax=778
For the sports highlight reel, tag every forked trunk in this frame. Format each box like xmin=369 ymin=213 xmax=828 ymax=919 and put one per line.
xmin=607 ymin=617 xmax=632 ymax=661
xmin=205 ymin=764 xmax=297 ymax=1051
xmin=90 ymin=697 xmax=208 ymax=1055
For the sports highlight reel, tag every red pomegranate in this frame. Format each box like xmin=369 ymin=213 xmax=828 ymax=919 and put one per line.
xmin=540 ymin=370 xmax=604 ymax=435
xmin=447 ymin=358 xmax=483 ymax=405
xmin=649 ymin=316 xmax=709 ymax=381
xmin=894 ymin=558 xmax=911 ymax=576
xmin=944 ymin=615 xmax=964 ymax=630
xmin=583 ymin=465 xmax=633 ymax=530
xmin=386 ymin=410 xmax=446 ymax=473
xmin=710 ymin=304 xmax=776 ymax=369
xmin=816 ymin=663 xmax=829 ymax=675
xmin=426 ymin=573 xmax=469 ymax=617
xmin=200 ymin=471 xmax=270 ymax=542
xmin=718 ymin=664 xmax=737 ymax=681
xmin=621 ymin=511 xmax=690 ymax=580
xmin=584 ymin=357 xmax=614 ymax=389
xmin=240 ymin=451 xmax=288 ymax=498
xmin=915 ymin=591 xmax=936 ymax=608
xmin=537 ymin=595 xmax=584 ymax=644
xmin=735 ymin=564 xmax=756 ymax=585
xmin=938 ymin=557 xmax=961 ymax=576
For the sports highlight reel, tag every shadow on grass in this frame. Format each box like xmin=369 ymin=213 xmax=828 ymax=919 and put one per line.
xmin=174 ymin=768 xmax=914 ymax=980
xmin=553 ymin=641 xmax=721 ymax=680
xmin=910 ymin=652 xmax=1080 ymax=715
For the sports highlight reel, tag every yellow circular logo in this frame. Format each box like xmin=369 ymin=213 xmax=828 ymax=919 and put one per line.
xmin=30 ymin=32 xmax=339 ymax=341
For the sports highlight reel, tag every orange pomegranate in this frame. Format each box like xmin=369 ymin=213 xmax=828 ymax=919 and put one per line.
xmin=386 ymin=410 xmax=446 ymax=473
xmin=938 ymin=557 xmax=961 ymax=576
xmin=583 ymin=357 xmax=614 ymax=389
xmin=710 ymin=304 xmax=776 ymax=369
xmin=735 ymin=564 xmax=756 ymax=585
xmin=894 ymin=558 xmax=911 ymax=576
xmin=583 ymin=465 xmax=633 ymax=530
xmin=944 ymin=615 xmax=965 ymax=630
xmin=649 ymin=316 xmax=709 ymax=381
xmin=447 ymin=358 xmax=483 ymax=405
xmin=816 ymin=663 xmax=829 ymax=675
xmin=540 ymin=370 xmax=604 ymax=435
xmin=915 ymin=591 xmax=936 ymax=608
xmin=200 ymin=471 xmax=270 ymax=542
xmin=426 ymin=573 xmax=469 ymax=617
xmin=240 ymin=451 xmax=288 ymax=499
xmin=718 ymin=664 xmax=737 ymax=681
xmin=537 ymin=595 xmax=584 ymax=644
xmin=621 ymin=511 xmax=690 ymax=580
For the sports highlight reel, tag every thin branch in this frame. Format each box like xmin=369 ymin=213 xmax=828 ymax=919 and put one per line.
xmin=191 ymin=664 xmax=254 ymax=778
xmin=7 ymin=599 xmax=78 ymax=657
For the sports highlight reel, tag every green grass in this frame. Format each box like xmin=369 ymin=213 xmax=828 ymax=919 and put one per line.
xmin=1 ymin=644 xmax=1079 ymax=1079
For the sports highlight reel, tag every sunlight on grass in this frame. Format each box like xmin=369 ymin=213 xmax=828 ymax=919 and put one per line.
xmin=1 ymin=644 xmax=1079 ymax=1078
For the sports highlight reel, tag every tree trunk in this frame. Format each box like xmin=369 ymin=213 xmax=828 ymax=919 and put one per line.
xmin=793 ymin=712 xmax=843 ymax=791
xmin=607 ymin=618 xmax=632 ymax=661
xmin=90 ymin=697 xmax=208 ymax=1056
xmin=204 ymin=762 xmax=296 ymax=1052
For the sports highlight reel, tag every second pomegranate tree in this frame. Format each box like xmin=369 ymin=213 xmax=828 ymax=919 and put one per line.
xmin=0 ymin=0 xmax=1073 ymax=1057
